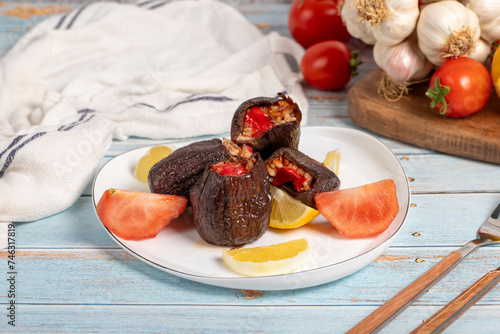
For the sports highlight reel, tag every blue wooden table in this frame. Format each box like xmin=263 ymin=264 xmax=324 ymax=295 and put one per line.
xmin=1 ymin=1 xmax=500 ymax=333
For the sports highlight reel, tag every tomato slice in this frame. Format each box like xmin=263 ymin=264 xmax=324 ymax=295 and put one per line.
xmin=314 ymin=179 xmax=399 ymax=238
xmin=212 ymin=162 xmax=247 ymax=176
xmin=244 ymin=106 xmax=273 ymax=138
xmin=96 ymin=189 xmax=188 ymax=240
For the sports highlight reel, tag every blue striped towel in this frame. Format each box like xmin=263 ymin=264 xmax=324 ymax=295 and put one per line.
xmin=0 ymin=0 xmax=306 ymax=223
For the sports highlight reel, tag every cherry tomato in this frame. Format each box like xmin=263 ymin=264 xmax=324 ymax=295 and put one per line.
xmin=426 ymin=57 xmax=492 ymax=118
xmin=288 ymin=0 xmax=350 ymax=49
xmin=300 ymin=40 xmax=359 ymax=90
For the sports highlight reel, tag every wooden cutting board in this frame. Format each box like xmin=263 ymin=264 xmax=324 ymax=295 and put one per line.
xmin=347 ymin=69 xmax=500 ymax=164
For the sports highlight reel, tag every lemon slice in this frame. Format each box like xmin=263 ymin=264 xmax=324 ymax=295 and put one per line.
xmin=222 ymin=238 xmax=309 ymax=277
xmin=270 ymin=186 xmax=319 ymax=229
xmin=323 ymin=148 xmax=341 ymax=176
xmin=134 ymin=145 xmax=176 ymax=182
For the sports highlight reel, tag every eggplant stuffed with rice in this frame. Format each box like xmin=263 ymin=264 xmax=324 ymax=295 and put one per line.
xmin=148 ymin=138 xmax=253 ymax=199
xmin=190 ymin=153 xmax=271 ymax=246
xmin=230 ymin=93 xmax=302 ymax=159
xmin=147 ymin=93 xmax=336 ymax=247
xmin=266 ymin=147 xmax=340 ymax=209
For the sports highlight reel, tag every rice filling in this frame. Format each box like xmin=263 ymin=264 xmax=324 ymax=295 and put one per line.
xmin=237 ymin=100 xmax=297 ymax=141
xmin=266 ymin=155 xmax=313 ymax=192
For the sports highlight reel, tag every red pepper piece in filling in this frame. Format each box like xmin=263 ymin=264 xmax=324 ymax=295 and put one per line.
xmin=244 ymin=106 xmax=273 ymax=138
xmin=272 ymin=167 xmax=306 ymax=192
xmin=212 ymin=162 xmax=247 ymax=176
xmin=245 ymin=145 xmax=253 ymax=155
xmin=293 ymin=176 xmax=307 ymax=192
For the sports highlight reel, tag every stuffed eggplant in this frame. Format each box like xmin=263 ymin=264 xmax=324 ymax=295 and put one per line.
xmin=190 ymin=153 xmax=271 ymax=246
xmin=266 ymin=147 xmax=340 ymax=209
xmin=230 ymin=93 xmax=302 ymax=159
xmin=148 ymin=138 xmax=232 ymax=197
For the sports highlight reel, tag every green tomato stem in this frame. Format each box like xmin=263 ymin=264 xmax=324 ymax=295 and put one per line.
xmin=350 ymin=51 xmax=362 ymax=76
xmin=425 ymin=77 xmax=451 ymax=115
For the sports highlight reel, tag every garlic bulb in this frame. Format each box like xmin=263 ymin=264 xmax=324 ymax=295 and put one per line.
xmin=374 ymin=32 xmax=433 ymax=101
xmin=417 ymin=1 xmax=482 ymax=66
xmin=342 ymin=0 xmax=420 ymax=46
xmin=461 ymin=0 xmax=500 ymax=41
xmin=374 ymin=32 xmax=433 ymax=83
xmin=341 ymin=0 xmax=377 ymax=45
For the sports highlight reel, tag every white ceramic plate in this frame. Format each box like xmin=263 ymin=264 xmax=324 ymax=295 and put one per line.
xmin=92 ymin=126 xmax=410 ymax=290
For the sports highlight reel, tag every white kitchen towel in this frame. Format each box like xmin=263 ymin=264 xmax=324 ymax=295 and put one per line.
xmin=0 ymin=0 xmax=306 ymax=223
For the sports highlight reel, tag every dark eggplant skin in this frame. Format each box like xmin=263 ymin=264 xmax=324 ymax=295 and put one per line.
xmin=190 ymin=154 xmax=271 ymax=246
xmin=148 ymin=138 xmax=230 ymax=198
xmin=230 ymin=93 xmax=302 ymax=159
xmin=266 ymin=147 xmax=340 ymax=209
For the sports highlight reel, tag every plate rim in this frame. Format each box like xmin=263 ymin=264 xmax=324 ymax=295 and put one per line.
xmin=91 ymin=125 xmax=411 ymax=290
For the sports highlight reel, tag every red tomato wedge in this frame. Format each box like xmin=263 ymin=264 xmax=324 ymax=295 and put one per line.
xmin=315 ymin=179 xmax=399 ymax=238
xmin=96 ymin=189 xmax=188 ymax=240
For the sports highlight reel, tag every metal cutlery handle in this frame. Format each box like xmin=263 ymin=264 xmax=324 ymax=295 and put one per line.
xmin=491 ymin=204 xmax=500 ymax=219
xmin=346 ymin=251 xmax=465 ymax=334
xmin=347 ymin=202 xmax=500 ymax=334
xmin=410 ymin=268 xmax=500 ymax=334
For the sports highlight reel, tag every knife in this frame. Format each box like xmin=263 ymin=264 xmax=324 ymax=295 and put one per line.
xmin=346 ymin=203 xmax=500 ymax=334
xmin=410 ymin=266 xmax=500 ymax=334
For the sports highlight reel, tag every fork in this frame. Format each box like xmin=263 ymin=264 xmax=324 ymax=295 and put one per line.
xmin=410 ymin=266 xmax=500 ymax=334
xmin=346 ymin=202 xmax=500 ymax=334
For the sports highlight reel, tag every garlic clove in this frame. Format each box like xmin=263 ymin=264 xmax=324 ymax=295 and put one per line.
xmin=470 ymin=38 xmax=490 ymax=64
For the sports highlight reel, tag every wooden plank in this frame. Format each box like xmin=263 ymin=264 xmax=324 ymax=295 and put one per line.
xmin=394 ymin=193 xmax=500 ymax=247
xmin=398 ymin=153 xmax=500 ymax=193
xmin=13 ymin=194 xmax=500 ymax=249
xmin=16 ymin=197 xmax=117 ymax=248
xmin=1 ymin=304 xmax=499 ymax=334
xmin=1 ymin=247 xmax=499 ymax=306
xmin=348 ymin=69 xmax=500 ymax=165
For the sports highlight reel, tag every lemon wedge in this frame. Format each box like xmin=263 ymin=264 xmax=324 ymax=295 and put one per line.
xmin=323 ymin=148 xmax=341 ymax=176
xmin=222 ymin=238 xmax=309 ymax=277
xmin=134 ymin=145 xmax=176 ymax=182
xmin=270 ymin=186 xmax=319 ymax=229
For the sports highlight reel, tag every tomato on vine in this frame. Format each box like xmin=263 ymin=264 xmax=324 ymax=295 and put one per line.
xmin=300 ymin=40 xmax=361 ymax=90
xmin=426 ymin=57 xmax=492 ymax=118
xmin=288 ymin=0 xmax=350 ymax=49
